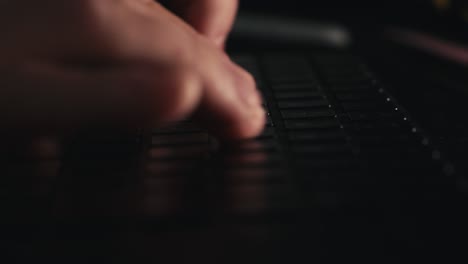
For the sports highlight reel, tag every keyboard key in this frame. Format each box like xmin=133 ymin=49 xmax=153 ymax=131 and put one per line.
xmin=335 ymin=91 xmax=382 ymax=102
xmin=274 ymin=91 xmax=323 ymax=100
xmin=293 ymin=158 xmax=356 ymax=171
xmin=221 ymin=139 xmax=279 ymax=153
xmin=152 ymin=133 xmax=210 ymax=146
xmin=284 ymin=118 xmax=340 ymax=130
xmin=149 ymin=145 xmax=212 ymax=160
xmin=271 ymin=83 xmax=320 ymax=91
xmin=322 ymin=71 xmax=373 ymax=85
xmin=288 ymin=130 xmax=347 ymax=143
xmin=318 ymin=64 xmax=373 ymax=84
xmin=312 ymin=53 xmax=363 ymax=66
xmin=290 ymin=144 xmax=351 ymax=157
xmin=281 ymin=109 xmax=334 ymax=119
xmin=153 ymin=123 xmax=203 ymax=134
xmin=277 ymin=99 xmax=329 ymax=109
xmin=329 ymin=84 xmax=374 ymax=92
xmin=223 ymin=152 xmax=284 ymax=168
xmin=146 ymin=160 xmax=202 ymax=176
xmin=225 ymin=168 xmax=287 ymax=183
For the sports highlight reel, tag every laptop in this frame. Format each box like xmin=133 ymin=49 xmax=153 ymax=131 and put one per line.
xmin=1 ymin=0 xmax=467 ymax=262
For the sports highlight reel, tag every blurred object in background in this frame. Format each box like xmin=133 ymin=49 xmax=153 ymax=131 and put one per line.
xmin=238 ymin=0 xmax=467 ymax=45
xmin=232 ymin=13 xmax=351 ymax=48
xmin=433 ymin=0 xmax=468 ymax=22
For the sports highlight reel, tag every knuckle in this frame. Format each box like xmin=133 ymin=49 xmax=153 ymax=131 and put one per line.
xmin=170 ymin=44 xmax=194 ymax=66
xmin=166 ymin=33 xmax=198 ymax=66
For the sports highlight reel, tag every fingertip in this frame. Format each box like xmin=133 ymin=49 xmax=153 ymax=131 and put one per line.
xmin=211 ymin=105 xmax=266 ymax=140
xmin=191 ymin=54 xmax=263 ymax=140
xmin=233 ymin=106 xmax=266 ymax=139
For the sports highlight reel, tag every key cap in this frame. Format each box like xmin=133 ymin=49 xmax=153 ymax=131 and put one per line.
xmin=290 ymin=144 xmax=351 ymax=157
xmin=277 ymin=99 xmax=329 ymax=109
xmin=221 ymin=139 xmax=279 ymax=153
xmin=274 ymin=91 xmax=323 ymax=100
xmin=284 ymin=118 xmax=340 ymax=130
xmin=149 ymin=145 xmax=212 ymax=160
xmin=271 ymin=83 xmax=320 ymax=91
xmin=281 ymin=109 xmax=334 ymax=119
xmin=288 ymin=130 xmax=347 ymax=143
xmin=335 ymin=91 xmax=381 ymax=102
xmin=152 ymin=133 xmax=210 ymax=146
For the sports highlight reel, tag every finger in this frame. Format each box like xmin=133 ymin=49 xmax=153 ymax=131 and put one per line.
xmin=78 ymin=2 xmax=265 ymax=139
xmin=26 ymin=1 xmax=264 ymax=139
xmin=126 ymin=2 xmax=265 ymax=138
xmin=0 ymin=63 xmax=203 ymax=134
xmin=192 ymin=53 xmax=266 ymax=139
xmin=167 ymin=0 xmax=238 ymax=47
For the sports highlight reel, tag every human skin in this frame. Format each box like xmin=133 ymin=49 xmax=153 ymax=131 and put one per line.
xmin=0 ymin=0 xmax=265 ymax=140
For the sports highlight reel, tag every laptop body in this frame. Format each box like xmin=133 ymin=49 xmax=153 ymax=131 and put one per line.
xmin=1 ymin=1 xmax=467 ymax=263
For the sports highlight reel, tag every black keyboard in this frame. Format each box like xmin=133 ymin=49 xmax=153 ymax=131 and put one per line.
xmin=149 ymin=52 xmax=453 ymax=189
xmin=2 ymin=51 xmax=464 ymax=263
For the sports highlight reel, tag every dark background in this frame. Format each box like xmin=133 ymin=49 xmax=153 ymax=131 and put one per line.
xmin=240 ymin=0 xmax=434 ymax=21
xmin=239 ymin=0 xmax=467 ymax=41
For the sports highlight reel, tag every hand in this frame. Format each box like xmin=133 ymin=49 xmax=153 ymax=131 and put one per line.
xmin=0 ymin=0 xmax=265 ymax=140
